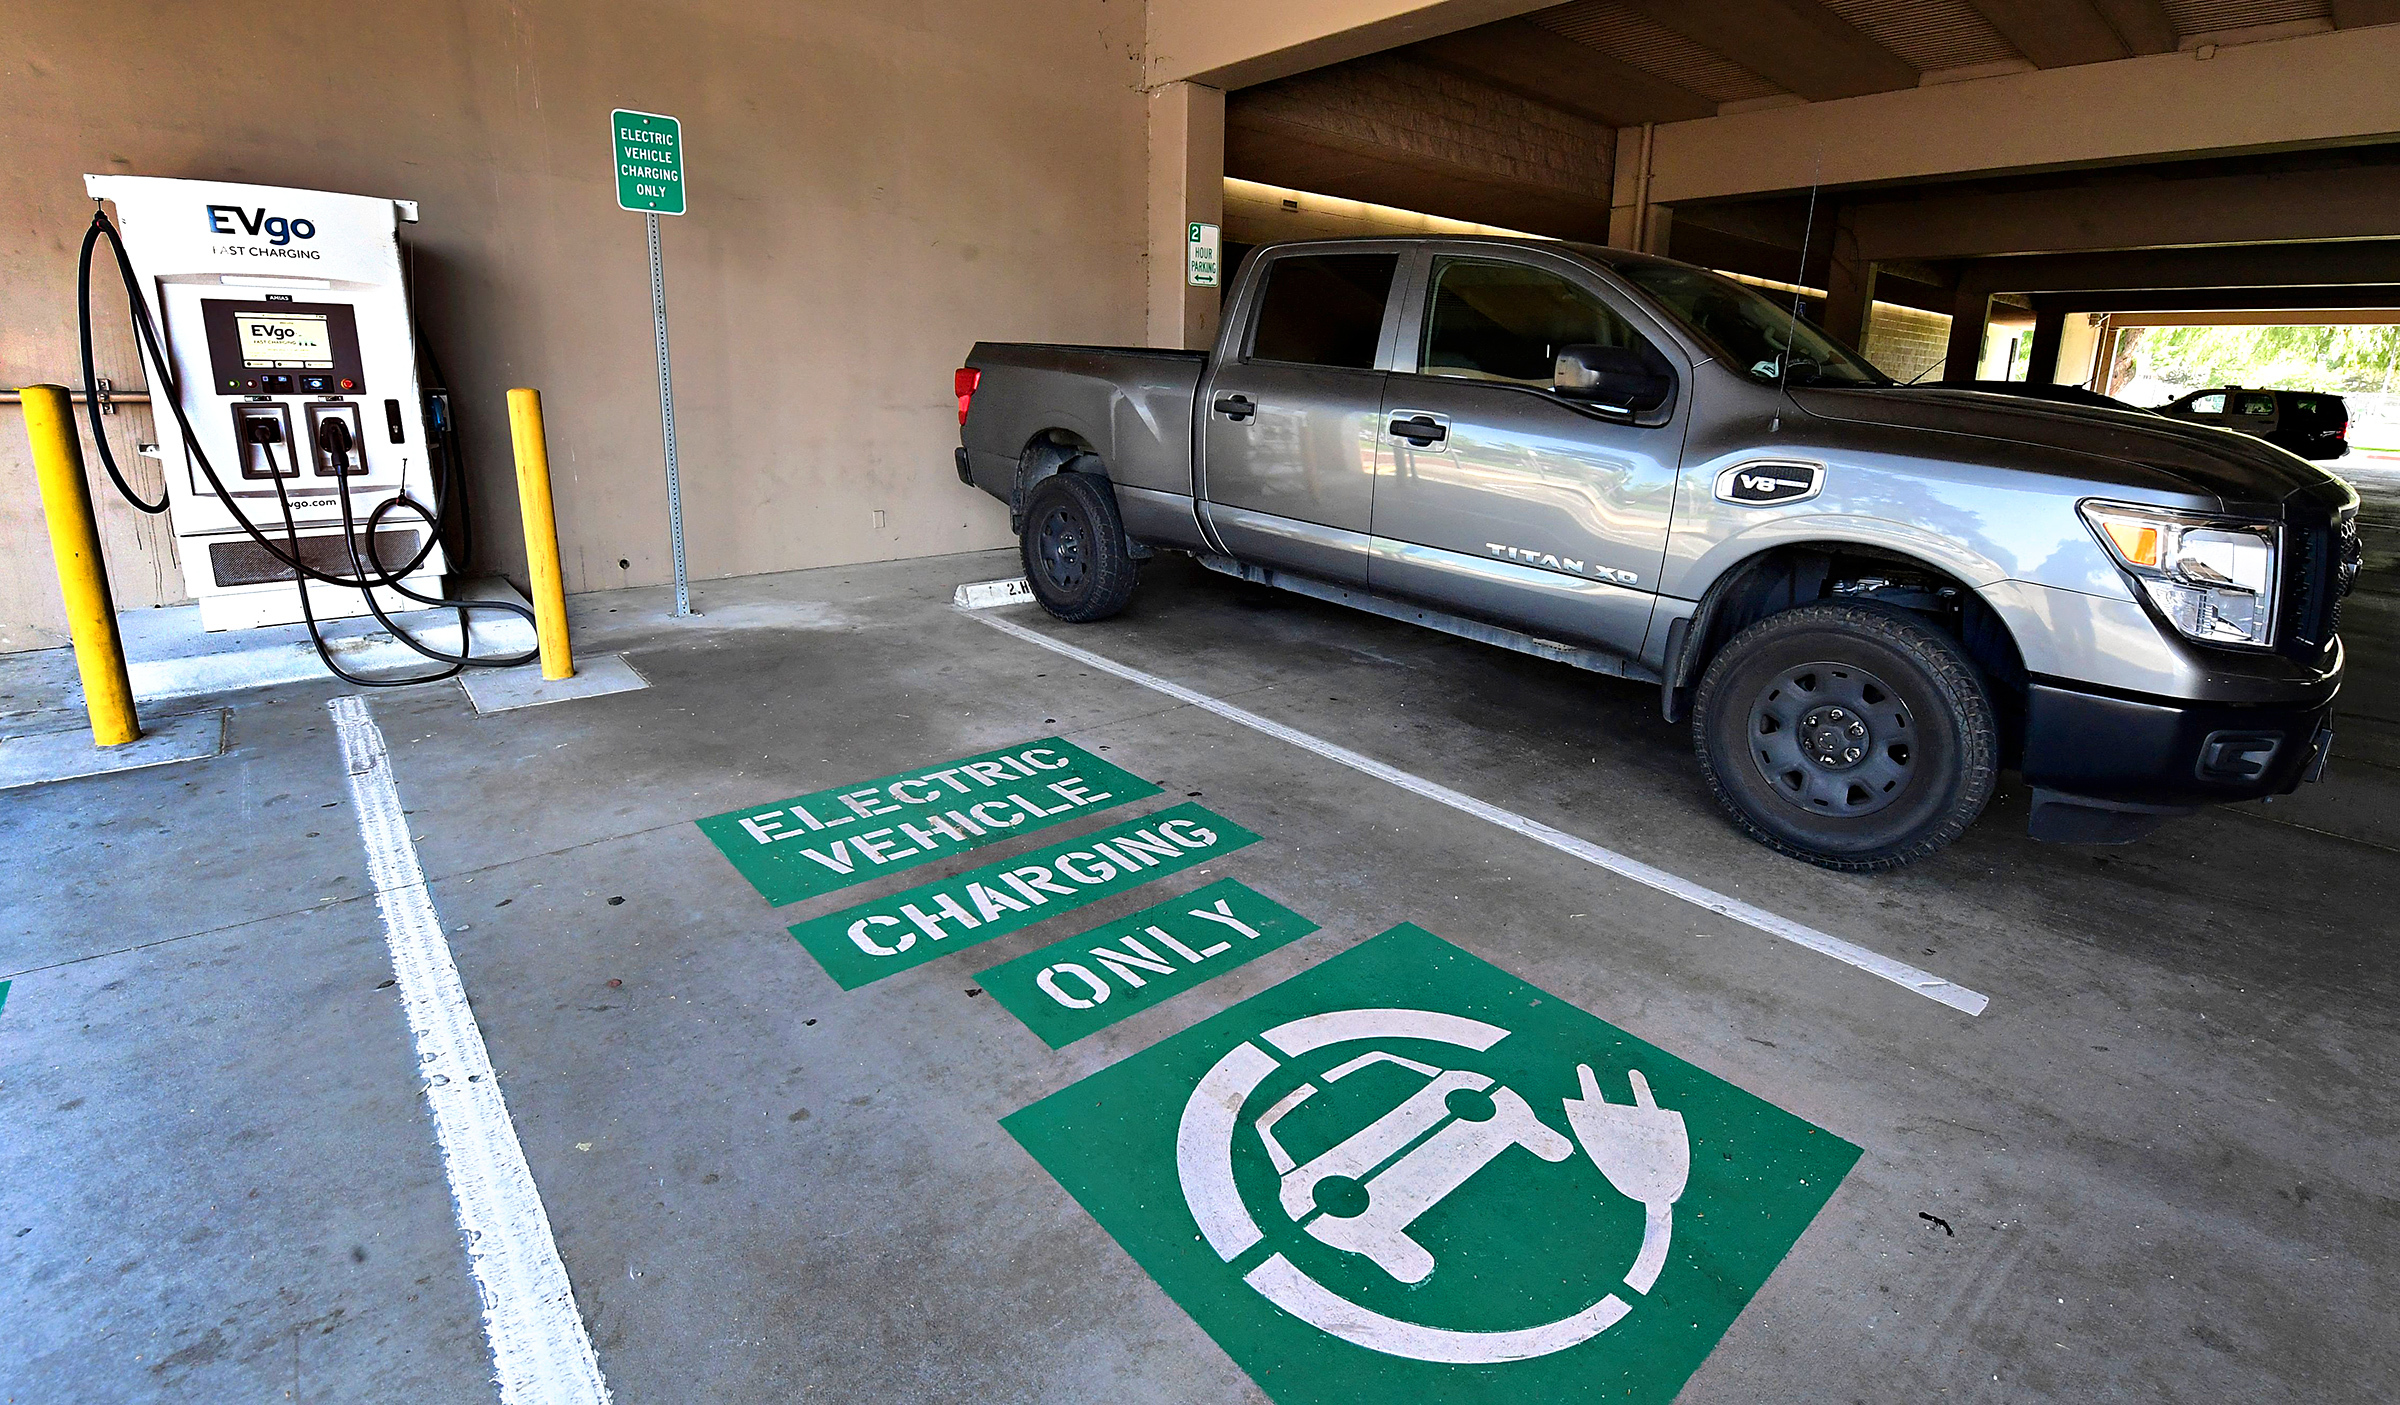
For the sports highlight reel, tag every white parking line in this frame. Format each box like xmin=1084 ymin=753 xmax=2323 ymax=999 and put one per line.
xmin=966 ymin=610 xmax=1989 ymax=1016
xmin=330 ymin=696 xmax=613 ymax=1404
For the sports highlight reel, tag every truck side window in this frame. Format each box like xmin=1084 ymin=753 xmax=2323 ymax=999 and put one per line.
xmin=1247 ymin=254 xmax=1398 ymax=370
xmin=2235 ymin=393 xmax=2276 ymax=417
xmin=1419 ymin=259 xmax=1645 ymax=388
xmin=2189 ymin=392 xmax=2226 ymax=414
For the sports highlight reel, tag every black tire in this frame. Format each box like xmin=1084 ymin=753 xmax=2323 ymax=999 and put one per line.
xmin=1019 ymin=470 xmax=1139 ymax=622
xmin=1691 ymin=602 xmax=1997 ymax=871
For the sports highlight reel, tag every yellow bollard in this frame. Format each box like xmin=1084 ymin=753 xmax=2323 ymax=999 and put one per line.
xmin=20 ymin=385 xmax=139 ymax=746
xmin=506 ymin=388 xmax=575 ymax=680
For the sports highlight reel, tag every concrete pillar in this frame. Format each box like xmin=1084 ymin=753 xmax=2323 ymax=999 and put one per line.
xmin=1638 ymin=206 xmax=1672 ymax=255
xmin=1148 ymin=81 xmax=1226 ymax=351
xmin=1607 ymin=125 xmax=1671 ymax=253
xmin=1822 ymin=210 xmax=1877 ymax=349
xmin=2025 ymin=306 xmax=2066 ymax=384
xmin=2094 ymin=320 xmax=2129 ymax=395
xmin=1943 ymin=286 xmax=1991 ymax=382
xmin=2051 ymin=310 xmax=2103 ymax=386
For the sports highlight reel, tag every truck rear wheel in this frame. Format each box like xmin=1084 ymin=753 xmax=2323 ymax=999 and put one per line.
xmin=1020 ymin=471 xmax=1139 ymax=622
xmin=1692 ymin=602 xmax=1996 ymax=871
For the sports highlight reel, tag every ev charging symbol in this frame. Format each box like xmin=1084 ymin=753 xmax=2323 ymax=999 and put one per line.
xmin=1178 ymin=1008 xmax=1692 ymax=1364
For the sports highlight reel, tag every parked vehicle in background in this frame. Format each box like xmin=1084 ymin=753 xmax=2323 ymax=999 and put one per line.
xmin=2156 ymin=386 xmax=2350 ymax=460
xmin=956 ymin=239 xmax=2359 ymax=870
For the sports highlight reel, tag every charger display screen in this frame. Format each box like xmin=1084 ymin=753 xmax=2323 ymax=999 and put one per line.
xmin=202 ymin=298 xmax=365 ymax=393
xmin=235 ymin=313 xmax=335 ymax=368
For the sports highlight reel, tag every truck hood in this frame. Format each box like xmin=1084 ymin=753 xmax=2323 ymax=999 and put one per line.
xmin=1788 ymin=385 xmax=2345 ymax=513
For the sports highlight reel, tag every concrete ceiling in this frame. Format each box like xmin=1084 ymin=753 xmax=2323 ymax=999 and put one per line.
xmin=1219 ymin=0 xmax=2400 ymax=308
xmin=1392 ymin=0 xmax=2386 ymax=126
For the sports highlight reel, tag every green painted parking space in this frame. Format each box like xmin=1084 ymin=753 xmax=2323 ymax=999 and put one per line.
xmin=1005 ymin=924 xmax=1859 ymax=1405
xmin=698 ymin=737 xmax=1159 ymax=905
xmin=977 ymin=878 xmax=1319 ymax=1047
xmin=786 ymin=802 xmax=1258 ymax=989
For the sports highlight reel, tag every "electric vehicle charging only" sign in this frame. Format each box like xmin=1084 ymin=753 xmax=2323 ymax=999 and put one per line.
xmin=613 ymin=110 xmax=685 ymax=214
xmin=1004 ymin=924 xmax=1861 ymax=1405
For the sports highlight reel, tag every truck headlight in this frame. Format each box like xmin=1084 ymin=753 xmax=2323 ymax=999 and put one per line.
xmin=2079 ymin=501 xmax=2280 ymax=649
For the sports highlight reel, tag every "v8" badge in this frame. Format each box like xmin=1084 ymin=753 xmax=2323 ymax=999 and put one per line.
xmin=1713 ymin=460 xmax=1825 ymax=506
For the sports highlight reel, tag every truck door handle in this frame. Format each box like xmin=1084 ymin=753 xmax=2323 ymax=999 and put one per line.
xmin=1389 ymin=414 xmax=1447 ymax=446
xmin=1214 ymin=394 xmax=1255 ymax=422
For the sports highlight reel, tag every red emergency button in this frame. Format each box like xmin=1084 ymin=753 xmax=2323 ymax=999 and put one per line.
xmin=339 ymin=378 xmax=356 ymax=390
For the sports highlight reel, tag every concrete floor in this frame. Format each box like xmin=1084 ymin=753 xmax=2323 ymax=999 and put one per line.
xmin=3 ymin=479 xmax=2397 ymax=1401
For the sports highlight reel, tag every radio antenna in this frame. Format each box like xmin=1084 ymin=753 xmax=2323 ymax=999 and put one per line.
xmin=1778 ymin=148 xmax=1824 ymax=398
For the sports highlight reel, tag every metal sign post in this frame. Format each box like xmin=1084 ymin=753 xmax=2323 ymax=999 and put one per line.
xmin=645 ymin=211 xmax=688 ymax=616
xmin=613 ymin=109 xmax=692 ymax=615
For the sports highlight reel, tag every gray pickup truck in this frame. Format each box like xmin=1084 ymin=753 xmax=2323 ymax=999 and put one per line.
xmin=954 ymin=237 xmax=2360 ymax=869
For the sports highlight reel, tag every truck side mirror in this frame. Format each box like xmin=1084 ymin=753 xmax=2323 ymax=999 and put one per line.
xmin=1554 ymin=344 xmax=1674 ymax=415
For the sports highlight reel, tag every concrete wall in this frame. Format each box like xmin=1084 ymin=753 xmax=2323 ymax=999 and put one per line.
xmin=1 ymin=0 xmax=1146 ymax=652
xmin=1862 ymin=304 xmax=1953 ymax=384
xmin=1221 ymin=178 xmax=1542 ymax=243
xmin=1227 ymin=54 xmax=1616 ymax=239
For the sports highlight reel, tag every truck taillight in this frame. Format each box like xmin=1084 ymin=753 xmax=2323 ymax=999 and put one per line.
xmin=955 ymin=368 xmax=981 ymax=426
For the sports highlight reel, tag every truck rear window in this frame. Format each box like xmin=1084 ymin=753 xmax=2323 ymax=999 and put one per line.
xmin=1248 ymin=254 xmax=1397 ymax=370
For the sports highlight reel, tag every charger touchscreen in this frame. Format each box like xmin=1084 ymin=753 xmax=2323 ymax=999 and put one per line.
xmin=236 ymin=313 xmax=334 ymax=368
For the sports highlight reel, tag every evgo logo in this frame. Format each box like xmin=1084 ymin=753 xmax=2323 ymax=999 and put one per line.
xmin=205 ymin=204 xmax=317 ymax=245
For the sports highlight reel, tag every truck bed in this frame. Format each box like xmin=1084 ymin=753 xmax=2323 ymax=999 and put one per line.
xmin=960 ymin=342 xmax=1206 ymax=504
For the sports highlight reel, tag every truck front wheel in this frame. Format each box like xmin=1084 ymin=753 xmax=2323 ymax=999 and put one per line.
xmin=1692 ymin=602 xmax=1997 ymax=871
xmin=1020 ymin=471 xmax=1139 ymax=622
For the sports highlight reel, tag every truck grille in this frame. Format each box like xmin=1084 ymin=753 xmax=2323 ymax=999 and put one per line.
xmin=2276 ymin=508 xmax=2358 ymax=663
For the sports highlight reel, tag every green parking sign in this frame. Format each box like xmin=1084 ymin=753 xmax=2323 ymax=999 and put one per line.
xmin=1004 ymin=924 xmax=1859 ymax=1404
xmin=614 ymin=109 xmax=685 ymax=214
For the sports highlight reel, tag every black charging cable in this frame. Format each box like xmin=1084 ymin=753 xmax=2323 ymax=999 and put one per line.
xmin=241 ymin=416 xmax=536 ymax=686
xmin=321 ymin=417 xmax=525 ymax=675
xmin=82 ymin=206 xmax=538 ymax=683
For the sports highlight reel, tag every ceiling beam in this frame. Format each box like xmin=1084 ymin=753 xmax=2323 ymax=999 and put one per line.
xmin=1618 ymin=0 xmax=1919 ymax=101
xmin=2332 ymin=0 xmax=2400 ymax=30
xmin=1150 ymin=0 xmax=1561 ymax=90
xmin=2323 ymin=0 xmax=2400 ymax=30
xmin=1845 ymin=163 xmax=2400 ymax=262
xmin=2087 ymin=0 xmax=2179 ymax=55
xmin=2033 ymin=285 xmax=2400 ymax=312
xmin=1961 ymin=241 xmax=2400 ymax=295
xmin=1642 ymin=25 xmax=2400 ymax=205
xmin=1412 ymin=19 xmax=1717 ymax=124
xmin=1965 ymin=0 xmax=2129 ymax=67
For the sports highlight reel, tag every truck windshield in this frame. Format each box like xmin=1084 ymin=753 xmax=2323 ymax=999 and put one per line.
xmin=1612 ymin=264 xmax=1889 ymax=388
